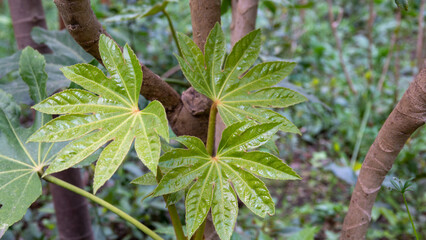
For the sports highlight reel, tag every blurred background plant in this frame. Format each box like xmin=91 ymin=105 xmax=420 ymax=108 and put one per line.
xmin=0 ymin=0 xmax=424 ymax=239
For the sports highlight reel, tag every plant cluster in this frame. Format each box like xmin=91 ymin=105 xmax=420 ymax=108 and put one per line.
xmin=0 ymin=24 xmax=306 ymax=240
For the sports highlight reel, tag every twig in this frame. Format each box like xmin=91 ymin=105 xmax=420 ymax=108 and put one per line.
xmin=161 ymin=64 xmax=181 ymax=79
xmin=394 ymin=41 xmax=401 ymax=104
xmin=416 ymin=0 xmax=425 ymax=71
xmin=377 ymin=10 xmax=401 ymax=93
xmin=367 ymin=0 xmax=375 ymax=79
xmin=326 ymin=0 xmax=357 ymax=94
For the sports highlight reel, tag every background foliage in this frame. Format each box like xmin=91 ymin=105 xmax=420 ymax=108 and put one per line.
xmin=0 ymin=0 xmax=425 ymax=239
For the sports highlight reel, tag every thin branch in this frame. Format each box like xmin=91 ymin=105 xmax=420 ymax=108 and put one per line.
xmin=326 ymin=0 xmax=357 ymax=94
xmin=162 ymin=9 xmax=183 ymax=57
xmin=367 ymin=0 xmax=375 ymax=78
xmin=416 ymin=0 xmax=425 ymax=71
xmin=377 ymin=10 xmax=401 ymax=93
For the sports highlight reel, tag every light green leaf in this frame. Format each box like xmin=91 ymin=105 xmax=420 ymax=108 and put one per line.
xmin=131 ymin=172 xmax=157 ymax=185
xmin=217 ymin=122 xmax=282 ymax=155
xmin=151 ymin=122 xmax=300 ymax=238
xmin=211 ymin=166 xmax=238 ymax=240
xmin=176 ymin=23 xmax=306 ymax=133
xmin=221 ymin=163 xmax=275 ymax=217
xmin=222 ymin=87 xmax=307 ymax=108
xmin=153 ymin=163 xmax=210 ymax=197
xmin=186 ymin=165 xmax=215 ymax=239
xmin=221 ymin=61 xmax=296 ymax=98
xmin=99 ymin=35 xmax=142 ymax=105
xmin=216 ymin=29 xmax=261 ymax=98
xmin=19 ymin=47 xmax=47 ymax=103
xmin=30 ymin=35 xmax=169 ymax=191
xmin=166 ymin=190 xmax=185 ymax=206
xmin=218 ymin=105 xmax=300 ymax=134
xmin=204 ymin=23 xmax=226 ymax=95
xmin=221 ymin=151 xmax=300 ymax=180
xmin=159 ymin=149 xmax=210 ymax=169
xmin=173 ymin=136 xmax=208 ymax=155
xmin=93 ymin=120 xmax=135 ymax=193
xmin=216 ymin=121 xmax=257 ymax=153
xmin=33 ymin=89 xmax=129 ymax=115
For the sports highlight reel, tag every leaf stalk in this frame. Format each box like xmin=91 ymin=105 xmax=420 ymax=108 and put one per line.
xmin=403 ymin=193 xmax=419 ymax=240
xmin=42 ymin=175 xmax=164 ymax=240
xmin=162 ymin=9 xmax=183 ymax=57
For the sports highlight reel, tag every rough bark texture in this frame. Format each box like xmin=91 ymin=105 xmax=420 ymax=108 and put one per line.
xmin=189 ymin=0 xmax=221 ymax=51
xmin=51 ymin=169 xmax=94 ymax=240
xmin=8 ymin=1 xmax=94 ymax=239
xmin=54 ymin=0 xmax=210 ymax=139
xmin=341 ymin=69 xmax=426 ymax=239
xmin=8 ymin=0 xmax=51 ymax=53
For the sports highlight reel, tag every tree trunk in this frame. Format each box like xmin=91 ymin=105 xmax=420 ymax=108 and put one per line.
xmin=8 ymin=0 xmax=51 ymax=53
xmin=341 ymin=68 xmax=426 ymax=239
xmin=8 ymin=1 xmax=94 ymax=240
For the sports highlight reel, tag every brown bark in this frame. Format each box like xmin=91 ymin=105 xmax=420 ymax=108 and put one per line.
xmin=230 ymin=0 xmax=258 ymax=46
xmin=189 ymin=0 xmax=222 ymax=51
xmin=8 ymin=0 xmax=51 ymax=53
xmin=54 ymin=0 xmax=210 ymax=139
xmin=8 ymin=1 xmax=94 ymax=240
xmin=341 ymin=69 xmax=426 ymax=239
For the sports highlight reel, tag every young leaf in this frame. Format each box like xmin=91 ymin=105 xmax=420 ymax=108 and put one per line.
xmin=29 ymin=35 xmax=169 ymax=193
xmin=151 ymin=122 xmax=300 ymax=240
xmin=176 ymin=23 xmax=307 ymax=133
xmin=0 ymin=48 xmax=61 ymax=231
xmin=131 ymin=172 xmax=157 ymax=185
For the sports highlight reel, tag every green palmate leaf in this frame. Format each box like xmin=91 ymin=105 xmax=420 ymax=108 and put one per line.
xmin=177 ymin=23 xmax=307 ymax=133
xmin=151 ymin=122 xmax=300 ymax=240
xmin=131 ymin=172 xmax=157 ymax=185
xmin=29 ymin=35 xmax=169 ymax=193
xmin=0 ymin=49 xmax=61 ymax=231
xmin=173 ymin=136 xmax=208 ymax=155
xmin=185 ymin=165 xmax=215 ymax=238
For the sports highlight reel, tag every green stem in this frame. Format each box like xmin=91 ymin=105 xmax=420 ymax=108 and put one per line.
xmin=162 ymin=9 xmax=183 ymax=57
xmin=43 ymin=175 xmax=164 ymax=240
xmin=156 ymin=168 xmax=186 ymax=240
xmin=164 ymin=78 xmax=191 ymax=87
xmin=403 ymin=193 xmax=419 ymax=240
xmin=350 ymin=100 xmax=371 ymax=169
xmin=206 ymin=103 xmax=218 ymax=156
xmin=194 ymin=103 xmax=218 ymax=240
